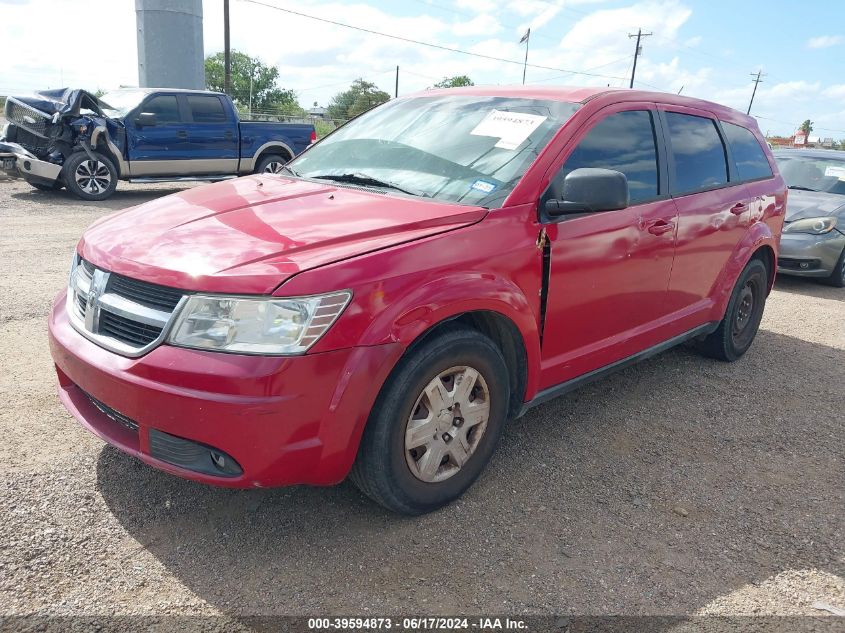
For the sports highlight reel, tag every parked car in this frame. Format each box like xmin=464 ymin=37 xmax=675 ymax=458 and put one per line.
xmin=772 ymin=149 xmax=845 ymax=287
xmin=48 ymin=87 xmax=786 ymax=514
xmin=0 ymin=88 xmax=315 ymax=200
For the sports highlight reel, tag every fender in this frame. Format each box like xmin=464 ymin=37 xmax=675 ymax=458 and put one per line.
xmin=240 ymin=140 xmax=295 ymax=173
xmin=91 ymin=125 xmax=129 ymax=177
xmin=711 ymin=219 xmax=778 ymax=319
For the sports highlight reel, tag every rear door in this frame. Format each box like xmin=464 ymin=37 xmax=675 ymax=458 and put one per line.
xmin=183 ymin=94 xmax=239 ymax=174
xmin=658 ymin=106 xmax=756 ymax=318
xmin=539 ymin=104 xmax=679 ymax=389
xmin=126 ymin=93 xmax=190 ymax=175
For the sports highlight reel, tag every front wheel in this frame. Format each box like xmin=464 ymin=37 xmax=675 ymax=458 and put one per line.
xmin=350 ymin=327 xmax=510 ymax=515
xmin=63 ymin=151 xmax=118 ymax=201
xmin=823 ymin=247 xmax=845 ymax=288
xmin=695 ymin=258 xmax=768 ymax=361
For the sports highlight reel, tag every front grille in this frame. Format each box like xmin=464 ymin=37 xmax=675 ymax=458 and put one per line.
xmin=109 ymin=274 xmax=184 ymax=312
xmin=99 ymin=310 xmax=163 ymax=346
xmin=85 ymin=392 xmax=139 ymax=432
xmin=69 ymin=257 xmax=185 ymax=355
xmin=5 ymin=97 xmax=52 ymax=138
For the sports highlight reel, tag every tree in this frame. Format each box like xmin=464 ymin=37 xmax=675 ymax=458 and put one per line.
xmin=326 ymin=79 xmax=390 ymax=120
xmin=205 ymin=51 xmax=302 ymax=115
xmin=432 ymin=75 xmax=474 ymax=88
xmin=800 ymin=119 xmax=814 ymax=135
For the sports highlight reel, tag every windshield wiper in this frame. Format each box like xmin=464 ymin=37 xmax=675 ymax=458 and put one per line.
xmin=307 ymin=172 xmax=429 ymax=197
xmin=282 ymin=164 xmax=300 ymax=177
xmin=788 ymin=185 xmax=819 ymax=192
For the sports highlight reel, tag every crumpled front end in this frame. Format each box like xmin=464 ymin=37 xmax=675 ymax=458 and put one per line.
xmin=0 ymin=89 xmax=122 ymax=186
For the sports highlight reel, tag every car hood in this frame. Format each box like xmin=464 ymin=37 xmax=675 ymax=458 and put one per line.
xmin=784 ymin=189 xmax=845 ymax=221
xmin=79 ymin=175 xmax=487 ymax=294
xmin=12 ymin=88 xmax=105 ymax=117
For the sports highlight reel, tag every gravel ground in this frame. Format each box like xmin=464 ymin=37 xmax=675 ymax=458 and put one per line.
xmin=0 ymin=177 xmax=843 ymax=627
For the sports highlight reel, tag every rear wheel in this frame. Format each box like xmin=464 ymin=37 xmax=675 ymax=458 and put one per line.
xmin=823 ymin=247 xmax=845 ymax=288
xmin=255 ymin=153 xmax=288 ymax=175
xmin=695 ymin=258 xmax=768 ymax=361
xmin=350 ymin=327 xmax=510 ymax=515
xmin=63 ymin=151 xmax=117 ymax=201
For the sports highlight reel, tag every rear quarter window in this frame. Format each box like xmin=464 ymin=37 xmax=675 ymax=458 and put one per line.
xmin=722 ymin=121 xmax=773 ymax=181
xmin=665 ymin=111 xmax=728 ymax=194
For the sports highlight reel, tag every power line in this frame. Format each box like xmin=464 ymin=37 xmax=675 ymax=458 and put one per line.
xmin=236 ymin=0 xmax=628 ymax=82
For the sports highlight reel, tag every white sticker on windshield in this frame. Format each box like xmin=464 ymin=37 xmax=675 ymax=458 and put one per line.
xmin=470 ymin=109 xmax=547 ymax=151
xmin=824 ymin=165 xmax=845 ymax=180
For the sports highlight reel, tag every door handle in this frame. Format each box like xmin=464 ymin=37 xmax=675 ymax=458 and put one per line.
xmin=224 ymin=130 xmax=233 ymax=139
xmin=646 ymin=219 xmax=675 ymax=236
xmin=176 ymin=130 xmax=188 ymax=139
xmin=730 ymin=202 xmax=749 ymax=215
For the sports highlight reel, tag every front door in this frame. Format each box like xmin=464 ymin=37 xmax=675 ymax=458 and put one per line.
xmin=126 ymin=93 xmax=190 ymax=176
xmin=539 ymin=106 xmax=678 ymax=389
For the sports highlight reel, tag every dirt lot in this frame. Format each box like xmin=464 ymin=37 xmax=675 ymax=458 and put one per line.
xmin=0 ymin=177 xmax=843 ymax=625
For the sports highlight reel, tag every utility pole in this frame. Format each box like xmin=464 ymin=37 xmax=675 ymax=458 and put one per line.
xmin=223 ymin=0 xmax=231 ymax=96
xmin=747 ymin=70 xmax=765 ymax=115
xmin=627 ymin=28 xmax=652 ymax=89
xmin=520 ymin=28 xmax=531 ymax=85
xmin=395 ymin=65 xmax=399 ymax=98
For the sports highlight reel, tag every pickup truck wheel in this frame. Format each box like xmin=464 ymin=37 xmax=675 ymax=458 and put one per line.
xmin=350 ymin=327 xmax=510 ymax=515
xmin=695 ymin=258 xmax=767 ymax=362
xmin=63 ymin=152 xmax=117 ymax=201
xmin=255 ymin=154 xmax=288 ymax=174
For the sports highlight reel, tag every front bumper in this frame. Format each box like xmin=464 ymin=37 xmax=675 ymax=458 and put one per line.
xmin=777 ymin=230 xmax=845 ymax=278
xmin=0 ymin=142 xmax=62 ymax=186
xmin=48 ymin=289 xmax=403 ymax=488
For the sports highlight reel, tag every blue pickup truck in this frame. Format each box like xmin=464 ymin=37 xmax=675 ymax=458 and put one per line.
xmin=0 ymin=88 xmax=315 ymax=200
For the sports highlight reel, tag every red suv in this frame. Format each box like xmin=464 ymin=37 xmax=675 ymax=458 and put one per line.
xmin=49 ymin=87 xmax=786 ymax=514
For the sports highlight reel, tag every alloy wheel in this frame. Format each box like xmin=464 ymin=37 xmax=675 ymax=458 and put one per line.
xmin=263 ymin=161 xmax=286 ymax=174
xmin=404 ymin=366 xmax=490 ymax=483
xmin=75 ymin=160 xmax=112 ymax=195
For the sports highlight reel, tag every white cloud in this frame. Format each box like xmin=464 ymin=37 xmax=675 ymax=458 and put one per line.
xmin=807 ymin=35 xmax=843 ymax=49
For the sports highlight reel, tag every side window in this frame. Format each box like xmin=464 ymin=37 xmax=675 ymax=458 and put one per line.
xmin=187 ymin=96 xmax=228 ymax=123
xmin=142 ymin=95 xmax=181 ymax=124
xmin=560 ymin=110 xmax=659 ymax=204
xmin=722 ymin=121 xmax=773 ymax=181
xmin=664 ymin=112 xmax=728 ymax=193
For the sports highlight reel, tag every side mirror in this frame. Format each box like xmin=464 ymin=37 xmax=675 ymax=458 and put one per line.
xmin=135 ymin=112 xmax=157 ymax=128
xmin=545 ymin=168 xmax=629 ymax=217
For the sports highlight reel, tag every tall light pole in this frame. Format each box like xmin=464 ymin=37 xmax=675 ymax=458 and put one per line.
xmin=224 ymin=0 xmax=231 ymax=96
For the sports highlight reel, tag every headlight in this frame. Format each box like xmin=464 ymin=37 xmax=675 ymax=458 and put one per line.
xmin=168 ymin=291 xmax=351 ymax=355
xmin=783 ymin=217 xmax=837 ymax=235
xmin=0 ymin=122 xmax=8 ymax=139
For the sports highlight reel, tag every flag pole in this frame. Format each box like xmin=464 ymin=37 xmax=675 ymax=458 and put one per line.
xmin=521 ymin=28 xmax=531 ymax=85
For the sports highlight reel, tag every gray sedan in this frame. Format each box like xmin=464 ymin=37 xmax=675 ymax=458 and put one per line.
xmin=774 ymin=149 xmax=845 ymax=287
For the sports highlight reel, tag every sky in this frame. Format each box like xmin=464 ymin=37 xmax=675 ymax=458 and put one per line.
xmin=2 ymin=0 xmax=844 ymax=137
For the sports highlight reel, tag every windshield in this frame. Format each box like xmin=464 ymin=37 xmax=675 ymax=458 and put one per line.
xmin=775 ymin=154 xmax=845 ymax=195
xmin=289 ymin=95 xmax=580 ymax=207
xmin=98 ymin=90 xmax=148 ymax=117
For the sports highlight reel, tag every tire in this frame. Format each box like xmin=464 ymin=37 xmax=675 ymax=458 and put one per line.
xmin=822 ymin=247 xmax=845 ymax=288
xmin=695 ymin=258 xmax=768 ymax=362
xmin=255 ymin=153 xmax=288 ymax=175
xmin=350 ymin=327 xmax=510 ymax=515
xmin=29 ymin=181 xmax=63 ymax=192
xmin=63 ymin=151 xmax=118 ymax=201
